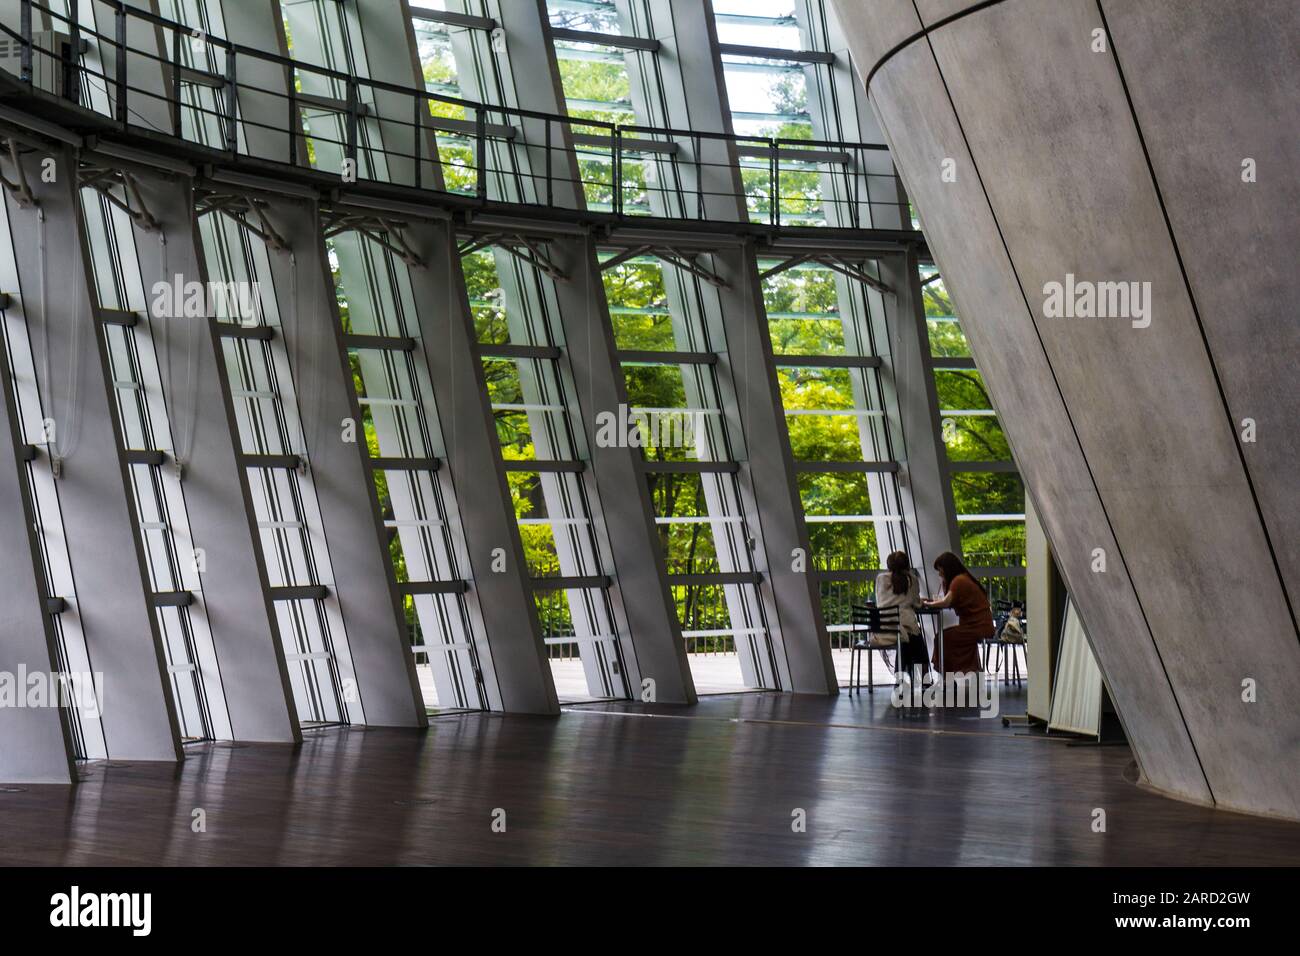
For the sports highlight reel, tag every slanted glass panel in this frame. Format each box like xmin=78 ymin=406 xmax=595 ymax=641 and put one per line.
xmin=712 ymin=0 xmax=801 ymax=50
xmin=645 ymin=472 xmax=759 ymax=577
xmin=780 ymin=371 xmax=883 ymax=464
xmin=760 ymin=246 xmax=912 ymax=654
xmin=464 ymin=250 xmax=511 ymax=343
xmin=601 ymin=257 xmax=679 ymax=350
xmin=798 ymin=472 xmax=882 ymax=571
xmin=953 ymin=472 xmax=1026 ymax=566
xmin=200 ymin=208 xmax=357 ymax=727
xmin=468 ymin=244 xmax=630 ymax=700
xmin=671 ymin=584 xmax=738 ymax=644
xmin=411 ymin=3 xmax=478 ymax=194
xmin=721 ymin=58 xmax=817 ymax=222
xmin=547 ymin=0 xmax=636 ymax=210
xmin=554 ymin=42 xmax=634 ymax=126
xmin=922 ymin=271 xmax=972 ymax=358
xmin=603 ymin=251 xmax=776 ymax=689
xmin=508 ymin=470 xmax=596 ymax=577
xmin=959 ymin=520 xmax=1027 ymax=567
xmin=760 ymin=261 xmax=848 ymax=355
xmin=609 ymin=302 xmax=676 ymax=350
xmin=79 ymin=182 xmax=230 ymax=742
xmin=330 ymin=227 xmax=485 ymax=712
xmin=935 ymin=370 xmax=1012 ymax=462
xmin=547 ymin=0 xmax=623 ymax=34
xmin=482 ymin=356 xmax=580 ymax=462
xmin=712 ymin=1 xmax=823 ymax=223
xmin=621 ymin=366 xmax=725 ymax=463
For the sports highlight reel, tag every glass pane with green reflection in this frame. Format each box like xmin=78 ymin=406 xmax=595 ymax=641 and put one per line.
xmin=798 ymin=472 xmax=880 ymax=570
xmin=669 ymin=584 xmax=735 ymax=636
xmin=507 ymin=470 xmax=565 ymax=575
xmin=601 ymin=260 xmax=680 ymax=350
xmin=934 ymin=368 xmax=1011 ymax=461
xmin=778 ymin=366 xmax=858 ymax=410
xmin=959 ymin=521 xmax=1026 ymax=567
xmin=923 ymin=278 xmax=972 ymax=357
xmin=620 ymin=363 xmax=713 ymax=462
xmin=941 ymin=412 xmax=1010 ymax=462
xmin=786 ymin=411 xmax=866 ymax=462
xmin=761 ymin=263 xmax=846 ymax=355
xmin=951 ymin=471 xmax=1024 ymax=517
xmin=463 ymin=251 xmax=509 ymax=344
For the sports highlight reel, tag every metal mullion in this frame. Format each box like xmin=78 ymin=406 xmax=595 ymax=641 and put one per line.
xmin=259 ymin=470 xmax=297 ymax=591
xmin=261 ymin=335 xmax=299 ymax=458
xmin=234 ymin=339 xmax=275 ymax=456
xmin=286 ymin=472 xmax=326 ymax=593
xmin=707 ymin=471 xmax=758 ymax=577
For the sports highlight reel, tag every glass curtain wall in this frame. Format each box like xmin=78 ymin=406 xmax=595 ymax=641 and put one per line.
xmin=284 ymin=0 xmax=491 ymax=712
xmin=547 ymin=0 xmax=784 ymax=690
xmin=197 ymin=205 xmax=359 ymax=727
xmin=712 ymin=0 xmax=823 ymax=225
xmin=601 ymin=254 xmax=778 ymax=691
xmin=414 ymin=1 xmax=634 ymax=701
xmin=0 ymin=178 xmax=107 ymax=759
xmin=759 ymin=258 xmax=912 ymax=647
xmin=923 ymin=269 xmax=1026 ymax=603
xmin=468 ymin=247 xmax=630 ymax=702
xmin=725 ymin=1 xmax=916 ymax=651
xmin=79 ymin=181 xmax=231 ymax=741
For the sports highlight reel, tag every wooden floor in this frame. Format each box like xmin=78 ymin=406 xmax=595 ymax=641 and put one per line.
xmin=2 ymin=689 xmax=1297 ymax=866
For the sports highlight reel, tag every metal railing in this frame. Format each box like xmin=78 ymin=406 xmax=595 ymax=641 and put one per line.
xmin=536 ymin=552 xmax=1029 ymax=659
xmin=2 ymin=0 xmax=911 ymax=232
xmin=821 ymin=552 xmax=1027 ymax=651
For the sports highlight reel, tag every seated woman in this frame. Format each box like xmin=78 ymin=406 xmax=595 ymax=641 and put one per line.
xmin=874 ymin=551 xmax=930 ymax=680
xmin=922 ymin=552 xmax=994 ymax=674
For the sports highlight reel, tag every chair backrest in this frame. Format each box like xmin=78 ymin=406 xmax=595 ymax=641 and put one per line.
xmin=851 ymin=603 xmax=901 ymax=632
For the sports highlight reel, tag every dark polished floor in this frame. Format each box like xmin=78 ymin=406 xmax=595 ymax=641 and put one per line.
xmin=3 ymin=690 xmax=1298 ymax=866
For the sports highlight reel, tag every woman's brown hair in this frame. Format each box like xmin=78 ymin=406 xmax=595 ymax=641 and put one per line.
xmin=886 ymin=551 xmax=912 ymax=598
xmin=933 ymin=551 xmax=986 ymax=595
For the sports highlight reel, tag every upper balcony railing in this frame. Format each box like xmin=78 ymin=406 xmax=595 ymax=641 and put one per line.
xmin=0 ymin=0 xmax=915 ymax=233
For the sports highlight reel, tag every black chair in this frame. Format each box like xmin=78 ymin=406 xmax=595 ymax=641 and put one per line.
xmin=982 ymin=601 xmax=1012 ymax=673
xmin=848 ymin=603 xmax=902 ymax=694
xmin=983 ymin=600 xmax=1025 ymax=686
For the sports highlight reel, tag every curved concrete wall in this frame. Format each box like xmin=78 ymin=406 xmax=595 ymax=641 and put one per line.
xmin=830 ymin=0 xmax=1300 ymax=819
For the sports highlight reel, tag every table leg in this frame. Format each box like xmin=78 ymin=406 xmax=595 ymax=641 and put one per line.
xmin=938 ymin=619 xmax=944 ymax=677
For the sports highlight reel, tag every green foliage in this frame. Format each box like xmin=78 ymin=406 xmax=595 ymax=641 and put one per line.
xmin=923 ymin=280 xmax=971 ymax=357
xmin=935 ymin=370 xmax=1010 ymax=461
xmin=757 ymin=263 xmax=877 ymax=566
xmin=401 ymin=37 xmax=1023 ymax=637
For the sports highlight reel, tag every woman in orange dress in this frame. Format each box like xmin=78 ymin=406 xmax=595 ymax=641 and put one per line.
xmin=922 ymin=551 xmax=994 ymax=674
